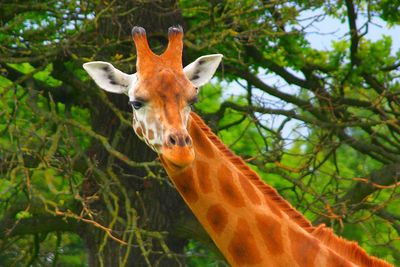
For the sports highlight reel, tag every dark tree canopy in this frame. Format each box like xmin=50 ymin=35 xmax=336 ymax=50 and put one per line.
xmin=0 ymin=0 xmax=399 ymax=266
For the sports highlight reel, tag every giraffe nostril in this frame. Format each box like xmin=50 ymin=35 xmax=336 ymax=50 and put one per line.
xmin=185 ymin=136 xmax=192 ymax=146
xmin=167 ymin=133 xmax=192 ymax=147
xmin=168 ymin=135 xmax=177 ymax=146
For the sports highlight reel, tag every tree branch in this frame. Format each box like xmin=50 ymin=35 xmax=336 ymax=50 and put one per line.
xmin=224 ymin=64 xmax=329 ymax=120
xmin=314 ymin=163 xmax=400 ymax=225
xmin=345 ymin=0 xmax=360 ymax=66
xmin=0 ymin=214 xmax=79 ymax=239
xmin=336 ymin=129 xmax=399 ymax=163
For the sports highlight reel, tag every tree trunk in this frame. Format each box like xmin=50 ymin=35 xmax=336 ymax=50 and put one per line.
xmin=80 ymin=1 xmax=193 ymax=266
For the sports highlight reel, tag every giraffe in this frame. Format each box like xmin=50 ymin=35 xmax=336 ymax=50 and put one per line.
xmin=83 ymin=26 xmax=393 ymax=267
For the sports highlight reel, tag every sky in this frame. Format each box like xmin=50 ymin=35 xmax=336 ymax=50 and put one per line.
xmin=222 ymin=8 xmax=400 ymax=99
xmin=218 ymin=8 xmax=400 ymax=143
xmin=302 ymin=10 xmax=400 ymax=53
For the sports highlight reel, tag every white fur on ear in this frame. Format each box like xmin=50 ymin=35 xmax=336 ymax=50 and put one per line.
xmin=183 ymin=54 xmax=223 ymax=87
xmin=83 ymin=61 xmax=136 ymax=95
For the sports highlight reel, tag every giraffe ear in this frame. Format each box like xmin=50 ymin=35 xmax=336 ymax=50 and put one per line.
xmin=183 ymin=54 xmax=223 ymax=87
xmin=83 ymin=61 xmax=136 ymax=95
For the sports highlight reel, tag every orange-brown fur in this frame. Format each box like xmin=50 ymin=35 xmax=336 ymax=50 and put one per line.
xmin=168 ymin=112 xmax=391 ymax=267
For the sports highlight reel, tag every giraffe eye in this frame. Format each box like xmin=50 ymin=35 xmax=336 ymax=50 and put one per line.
xmin=129 ymin=100 xmax=144 ymax=110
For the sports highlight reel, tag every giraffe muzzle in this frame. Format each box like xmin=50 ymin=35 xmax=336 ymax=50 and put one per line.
xmin=166 ymin=133 xmax=192 ymax=147
xmin=162 ymin=132 xmax=194 ymax=168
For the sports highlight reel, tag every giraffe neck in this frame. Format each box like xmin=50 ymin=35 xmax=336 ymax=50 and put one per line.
xmin=160 ymin=112 xmax=392 ymax=267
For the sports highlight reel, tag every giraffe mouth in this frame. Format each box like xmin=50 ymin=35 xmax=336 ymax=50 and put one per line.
xmin=161 ymin=145 xmax=195 ymax=169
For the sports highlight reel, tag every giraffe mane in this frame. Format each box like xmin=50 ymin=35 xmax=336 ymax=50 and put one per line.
xmin=190 ymin=112 xmax=313 ymax=229
xmin=189 ymin=112 xmax=392 ymax=267
xmin=311 ymin=225 xmax=392 ymax=267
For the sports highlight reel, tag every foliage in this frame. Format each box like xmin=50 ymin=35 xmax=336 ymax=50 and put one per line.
xmin=1 ymin=0 xmax=399 ymax=266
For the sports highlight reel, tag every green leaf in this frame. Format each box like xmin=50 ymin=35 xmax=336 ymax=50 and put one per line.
xmin=15 ymin=211 xmax=33 ymax=220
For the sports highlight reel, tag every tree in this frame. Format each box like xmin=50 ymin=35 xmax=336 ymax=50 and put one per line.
xmin=0 ymin=0 xmax=399 ymax=266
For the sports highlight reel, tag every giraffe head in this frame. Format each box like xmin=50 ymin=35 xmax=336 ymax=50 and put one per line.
xmin=83 ymin=26 xmax=222 ymax=168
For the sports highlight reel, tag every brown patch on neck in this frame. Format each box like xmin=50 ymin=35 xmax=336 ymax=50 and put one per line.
xmin=288 ymin=227 xmax=321 ymax=267
xmin=255 ymin=213 xmax=284 ymax=255
xmin=228 ymin=218 xmax=262 ymax=265
xmin=195 ymin=160 xmax=213 ymax=193
xmin=164 ymin=162 xmax=199 ymax=204
xmin=217 ymin=165 xmax=245 ymax=208
xmin=206 ymin=204 xmax=228 ymax=235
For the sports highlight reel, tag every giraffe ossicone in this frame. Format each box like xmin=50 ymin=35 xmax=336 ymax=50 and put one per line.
xmin=84 ymin=26 xmax=392 ymax=267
